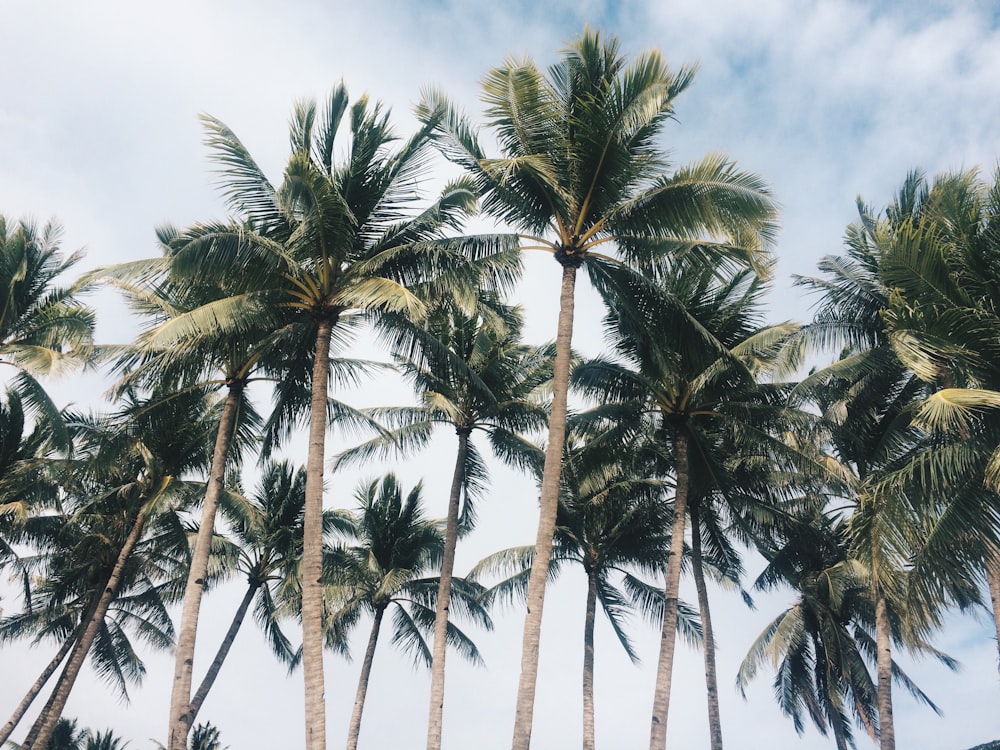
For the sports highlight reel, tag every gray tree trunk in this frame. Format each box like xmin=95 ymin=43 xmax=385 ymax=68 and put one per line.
xmin=582 ymin=568 xmax=598 ymax=750
xmin=185 ymin=582 xmax=259 ymax=727
xmin=689 ymin=499 xmax=723 ymax=750
xmin=649 ymin=427 xmax=690 ymax=750
xmin=167 ymin=382 xmax=243 ymax=750
xmin=512 ymin=262 xmax=577 ymax=750
xmin=874 ymin=589 xmax=895 ymax=750
xmin=425 ymin=428 xmax=470 ymax=750
xmin=346 ymin=606 xmax=385 ymax=750
xmin=303 ymin=317 xmax=334 ymax=750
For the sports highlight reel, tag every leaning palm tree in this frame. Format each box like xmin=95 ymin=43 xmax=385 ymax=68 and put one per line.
xmin=22 ymin=390 xmax=214 ymax=750
xmin=418 ymin=29 xmax=778 ymax=747
xmin=157 ymin=87 xmax=516 ymax=750
xmin=328 ymin=474 xmax=491 ymax=750
xmin=336 ymin=295 xmax=552 ymax=750
xmin=0 ymin=215 xmax=95 ymax=451
xmin=573 ymin=264 xmax=804 ymax=749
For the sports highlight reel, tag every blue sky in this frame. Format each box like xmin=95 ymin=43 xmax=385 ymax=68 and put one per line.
xmin=2 ymin=1 xmax=1000 ymax=748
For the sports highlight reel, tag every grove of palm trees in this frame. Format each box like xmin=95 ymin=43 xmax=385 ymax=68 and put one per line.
xmin=3 ymin=12 xmax=1000 ymax=750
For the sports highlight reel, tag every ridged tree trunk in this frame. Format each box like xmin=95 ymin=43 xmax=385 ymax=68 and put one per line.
xmin=345 ymin=606 xmax=385 ymax=750
xmin=167 ymin=382 xmax=244 ymax=750
xmin=874 ymin=588 xmax=895 ymax=750
xmin=425 ymin=428 xmax=470 ymax=750
xmin=986 ymin=549 xmax=1000 ymax=671
xmin=0 ymin=617 xmax=83 ymax=745
xmin=582 ymin=566 xmax=598 ymax=750
xmin=27 ymin=510 xmax=147 ymax=750
xmin=689 ymin=499 xmax=723 ymax=750
xmin=185 ymin=581 xmax=259 ymax=727
xmin=303 ymin=317 xmax=334 ymax=750
xmin=512 ymin=262 xmax=577 ymax=750
xmin=649 ymin=426 xmax=690 ymax=750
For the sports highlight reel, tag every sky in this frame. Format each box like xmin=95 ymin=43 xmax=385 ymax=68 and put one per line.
xmin=2 ymin=1 xmax=1000 ymax=748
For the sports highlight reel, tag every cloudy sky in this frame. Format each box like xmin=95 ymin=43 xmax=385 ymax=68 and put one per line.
xmin=3 ymin=1 xmax=1000 ymax=748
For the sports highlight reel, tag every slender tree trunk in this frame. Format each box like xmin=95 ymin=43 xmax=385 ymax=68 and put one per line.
xmin=874 ymin=588 xmax=895 ymax=750
xmin=512 ymin=262 xmax=577 ymax=750
xmin=167 ymin=382 xmax=244 ymax=750
xmin=649 ymin=427 xmax=690 ymax=750
xmin=582 ymin=567 xmax=598 ymax=750
xmin=185 ymin=581 xmax=259 ymax=728
xmin=27 ymin=510 xmax=148 ymax=750
xmin=303 ymin=317 xmax=334 ymax=750
xmin=0 ymin=626 xmax=79 ymax=745
xmin=986 ymin=549 xmax=1000 ymax=671
xmin=346 ymin=606 xmax=385 ymax=750
xmin=689 ymin=499 xmax=723 ymax=750
xmin=425 ymin=428 xmax=470 ymax=750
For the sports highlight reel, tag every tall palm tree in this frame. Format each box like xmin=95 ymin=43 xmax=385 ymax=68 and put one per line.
xmin=419 ymin=30 xmax=778 ymax=747
xmin=177 ymin=460 xmax=339 ymax=731
xmin=328 ymin=474 xmax=491 ymax=750
xmin=91 ymin=225 xmax=310 ymax=750
xmin=793 ymin=180 xmax=976 ymax=750
xmin=573 ymin=265 xmax=803 ymax=749
xmin=472 ymin=432 xmax=700 ymax=750
xmin=878 ymin=168 xmax=1000 ymax=660
xmin=0 ymin=215 xmax=95 ymax=451
xmin=336 ymin=296 xmax=552 ymax=750
xmin=155 ymin=87 xmax=516 ymax=750
xmin=22 ymin=390 xmax=214 ymax=750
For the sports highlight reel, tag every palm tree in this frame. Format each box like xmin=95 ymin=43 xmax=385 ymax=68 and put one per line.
xmin=157 ymin=87 xmax=516 ymax=750
xmin=179 ymin=460 xmax=353 ymax=730
xmin=336 ymin=296 xmax=552 ymax=750
xmin=472 ymin=432 xmax=700 ymax=750
xmin=0 ymin=215 xmax=95 ymax=451
xmin=573 ymin=265 xmax=803 ymax=749
xmin=793 ymin=180 xmax=977 ymax=750
xmin=419 ymin=29 xmax=778 ymax=747
xmin=328 ymin=474 xmax=491 ymax=750
xmin=92 ymin=225 xmax=308 ymax=750
xmin=22 ymin=390 xmax=214 ymax=750
xmin=878 ymin=168 xmax=1000 ymax=661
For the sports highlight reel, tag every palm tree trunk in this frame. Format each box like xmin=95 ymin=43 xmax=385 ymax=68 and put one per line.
xmin=346 ymin=606 xmax=385 ymax=750
xmin=582 ymin=567 xmax=598 ymax=750
xmin=425 ymin=428 xmax=470 ymax=750
xmin=986 ymin=548 xmax=1000 ymax=671
xmin=303 ymin=317 xmax=334 ymax=750
xmin=185 ymin=581 xmax=259 ymax=728
xmin=689 ymin=499 xmax=723 ymax=750
xmin=0 ymin=624 xmax=80 ymax=745
xmin=874 ymin=588 xmax=895 ymax=750
xmin=512 ymin=262 xmax=577 ymax=750
xmin=167 ymin=381 xmax=244 ymax=750
xmin=27 ymin=510 xmax=148 ymax=750
xmin=649 ymin=426 xmax=690 ymax=750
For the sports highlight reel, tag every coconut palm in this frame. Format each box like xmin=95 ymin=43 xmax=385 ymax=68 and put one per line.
xmin=472 ymin=432 xmax=700 ymax=750
xmin=156 ymin=87 xmax=516 ymax=750
xmin=328 ymin=474 xmax=491 ymax=750
xmin=418 ymin=30 xmax=778 ymax=747
xmin=572 ymin=264 xmax=803 ymax=749
xmin=0 ymin=216 xmax=95 ymax=451
xmin=179 ymin=460 xmax=354 ymax=730
xmin=793 ymin=181 xmax=978 ymax=749
xmin=336 ymin=296 xmax=552 ymax=750
xmin=21 ymin=390 xmax=215 ymax=750
xmin=878 ymin=168 xmax=1000 ymax=658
